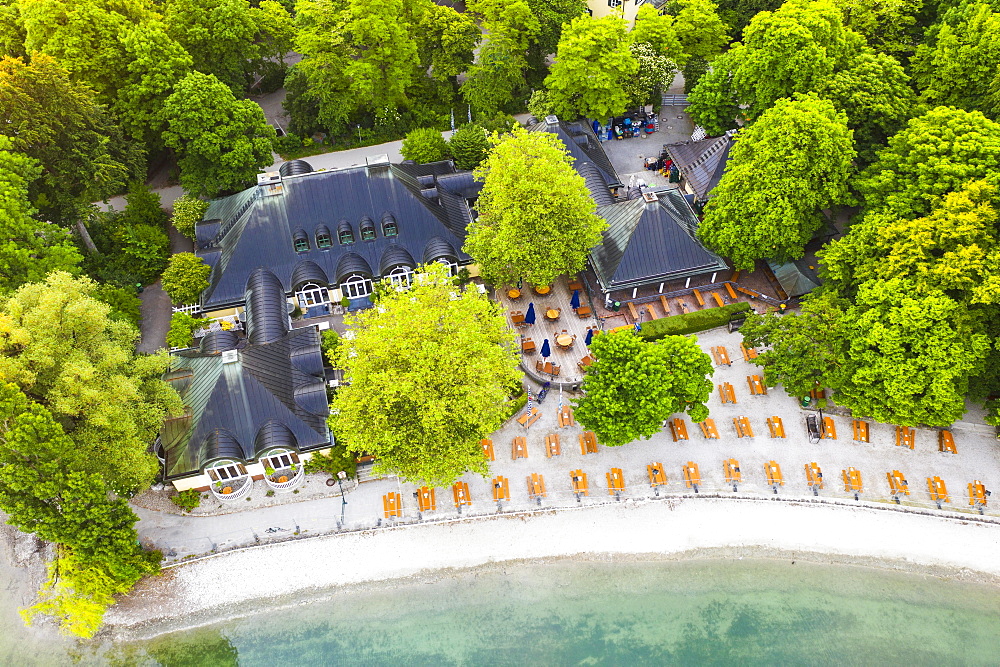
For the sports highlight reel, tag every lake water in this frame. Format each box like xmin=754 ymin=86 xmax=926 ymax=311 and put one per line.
xmin=6 ymin=558 xmax=1000 ymax=665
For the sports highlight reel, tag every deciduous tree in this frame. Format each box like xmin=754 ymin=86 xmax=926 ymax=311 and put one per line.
xmin=686 ymin=48 xmax=742 ymax=134
xmin=464 ymin=126 xmax=607 ymax=287
xmin=160 ymin=253 xmax=211 ymax=305
xmin=574 ymin=332 xmax=714 ymax=447
xmin=545 ymin=15 xmax=638 ymax=121
xmin=670 ymin=0 xmax=729 ymax=61
xmin=330 ymin=263 xmax=521 ymax=485
xmin=171 ymin=194 xmax=209 ymax=240
xmin=400 ymin=128 xmax=450 ymax=164
xmin=623 ymin=43 xmax=677 ymax=109
xmin=448 ymin=124 xmax=491 ymax=171
xmin=838 ymin=0 xmax=923 ymax=58
xmin=160 ymin=72 xmax=276 ymax=197
xmin=699 ymin=94 xmax=855 ymax=269
xmin=631 ymin=4 xmax=684 ymax=62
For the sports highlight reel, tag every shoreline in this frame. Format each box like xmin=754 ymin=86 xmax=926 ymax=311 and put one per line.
xmin=102 ymin=497 xmax=1000 ymax=641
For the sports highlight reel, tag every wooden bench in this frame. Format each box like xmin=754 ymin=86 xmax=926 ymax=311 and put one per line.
xmin=733 ymin=416 xmax=753 ymax=438
xmin=740 ymin=342 xmax=758 ymax=361
xmin=766 ymin=416 xmax=785 ymax=438
xmin=747 ymin=375 xmax=766 ymax=395
xmin=736 ymin=286 xmax=756 ymax=297
xmin=669 ymin=418 xmax=689 ymax=441
xmin=606 ymin=468 xmax=626 ymax=495
xmin=481 ymin=438 xmax=494 ymax=461
xmin=627 ymin=301 xmax=639 ymax=321
xmin=416 ymin=486 xmax=436 ymax=512
xmin=887 ymin=470 xmax=909 ymax=496
xmin=452 ymin=481 xmax=472 ymax=508
xmin=805 ymin=462 xmax=823 ymax=489
xmin=492 ymin=476 xmax=510 ymax=502
xmin=718 ymin=382 xmax=737 ymax=404
xmin=724 ymin=459 xmax=741 ymax=485
xmin=895 ymin=425 xmax=915 ymax=449
xmin=938 ymin=430 xmax=956 ymax=454
xmin=660 ymin=295 xmax=671 ymax=315
xmin=692 ymin=288 xmax=705 ymax=307
xmin=512 ymin=436 xmax=528 ymax=460
xmin=544 ymin=433 xmax=561 ymax=458
xmin=842 ymin=467 xmax=863 ymax=493
xmin=699 ymin=418 xmax=720 ymax=439
xmin=822 ymin=416 xmax=837 ymax=440
xmin=579 ymin=431 xmax=598 ymax=455
xmin=968 ymin=480 xmax=988 ymax=507
xmin=711 ymin=291 xmax=725 ymax=308
xmin=683 ymin=461 xmax=701 ymax=489
xmin=852 ymin=420 xmax=870 ymax=443
xmin=648 ymin=463 xmax=667 ymax=487
xmin=711 ymin=345 xmax=731 ymax=366
xmin=765 ymin=461 xmax=784 ymax=488
xmin=558 ymin=404 xmax=575 ymax=428
xmin=527 ymin=473 xmax=546 ymax=499
xmin=516 ymin=406 xmax=541 ymax=428
xmin=570 ymin=469 xmax=589 ymax=496
xmin=725 ymin=283 xmax=738 ymax=300
xmin=383 ymin=492 xmax=403 ymax=518
xmin=926 ymin=476 xmax=949 ymax=504
xmin=645 ymin=303 xmax=657 ymax=321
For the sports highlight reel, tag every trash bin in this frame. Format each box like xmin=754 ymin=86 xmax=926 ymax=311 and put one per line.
xmin=612 ymin=301 xmax=621 ymax=312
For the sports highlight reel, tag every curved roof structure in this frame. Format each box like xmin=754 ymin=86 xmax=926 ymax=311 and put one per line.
xmin=578 ymin=161 xmax=615 ymax=207
xmin=337 ymin=219 xmax=353 ymax=240
xmin=335 ymin=252 xmax=373 ymax=282
xmin=279 ymin=160 xmax=314 ymax=177
xmin=253 ymin=420 xmax=298 ymax=457
xmin=423 ymin=236 xmax=458 ymax=264
xmin=199 ymin=330 xmax=239 ymax=355
xmin=200 ymin=428 xmax=244 ymax=467
xmin=290 ymin=260 xmax=329 ymax=288
xmin=379 ymin=245 xmax=416 ymax=275
xmin=244 ymin=268 xmax=289 ymax=345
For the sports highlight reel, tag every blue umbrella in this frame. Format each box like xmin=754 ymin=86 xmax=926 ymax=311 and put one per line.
xmin=592 ymin=119 xmax=602 ymax=135
xmin=524 ymin=302 xmax=536 ymax=325
xmin=585 ymin=328 xmax=593 ymax=346
xmin=570 ymin=290 xmax=581 ymax=310
xmin=540 ymin=339 xmax=551 ymax=359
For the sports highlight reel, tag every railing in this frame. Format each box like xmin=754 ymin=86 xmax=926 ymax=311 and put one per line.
xmin=264 ymin=467 xmax=305 ymax=492
xmin=210 ymin=476 xmax=254 ymax=502
xmin=194 ymin=315 xmax=243 ymax=338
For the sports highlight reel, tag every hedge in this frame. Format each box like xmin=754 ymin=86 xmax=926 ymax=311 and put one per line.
xmin=637 ymin=302 xmax=752 ymax=340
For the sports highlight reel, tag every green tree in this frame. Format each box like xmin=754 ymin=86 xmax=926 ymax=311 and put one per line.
xmin=448 ymin=124 xmax=491 ymax=171
xmin=854 ymin=106 xmax=1000 ymax=219
xmin=330 ymin=263 xmax=521 ymax=485
xmin=122 ymin=224 xmax=171 ymax=285
xmin=464 ymin=126 xmax=607 ymax=286
xmin=670 ymin=0 xmax=729 ymax=61
xmin=545 ymin=16 xmax=638 ymax=120
xmin=838 ymin=0 xmax=923 ymax=57
xmin=400 ymin=128 xmax=450 ymax=163
xmin=0 ymin=273 xmax=182 ymax=494
xmin=171 ymin=194 xmax=209 ymax=240
xmin=623 ymin=42 xmax=676 ymax=109
xmin=911 ymin=3 xmax=1000 ymax=118
xmin=121 ymin=182 xmax=168 ymax=229
xmin=91 ymin=283 xmax=142 ymax=328
xmin=713 ymin=0 xmax=783 ymax=39
xmin=525 ymin=0 xmax=588 ymax=84
xmin=160 ymin=253 xmax=211 ymax=305
xmin=461 ymin=0 xmax=538 ymax=115
xmin=160 ymin=72 xmax=276 ymax=197
xmin=699 ymin=94 xmax=855 ymax=269
xmin=0 ymin=137 xmax=81 ymax=294
xmin=0 ymin=54 xmax=132 ymax=223
xmin=167 ymin=311 xmax=210 ymax=349
xmin=574 ymin=332 xmax=714 ymax=448
xmin=687 ymin=48 xmax=742 ymax=134
xmin=631 ymin=4 xmax=685 ymax=62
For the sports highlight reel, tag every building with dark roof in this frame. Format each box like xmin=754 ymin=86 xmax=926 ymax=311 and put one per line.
xmin=157 ymin=268 xmax=331 ymax=498
xmin=194 ymin=158 xmax=480 ymax=316
xmin=529 ymin=116 xmax=727 ymax=300
xmin=664 ymin=132 xmax=734 ymax=206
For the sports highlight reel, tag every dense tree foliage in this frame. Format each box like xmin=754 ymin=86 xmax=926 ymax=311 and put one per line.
xmin=699 ymin=94 xmax=855 ymax=269
xmin=400 ymin=128 xmax=451 ymax=164
xmin=448 ymin=124 xmax=492 ymax=171
xmin=171 ymin=194 xmax=209 ymax=240
xmin=686 ymin=49 xmax=742 ymax=135
xmin=622 ymin=43 xmax=676 ymax=109
xmin=160 ymin=253 xmax=211 ymax=305
xmin=464 ymin=126 xmax=607 ymax=287
xmin=574 ymin=332 xmax=714 ymax=448
xmin=330 ymin=263 xmax=521 ymax=485
xmin=461 ymin=0 xmax=538 ymax=115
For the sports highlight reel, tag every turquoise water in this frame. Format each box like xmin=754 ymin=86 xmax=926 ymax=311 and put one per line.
xmin=9 ymin=558 xmax=1000 ymax=665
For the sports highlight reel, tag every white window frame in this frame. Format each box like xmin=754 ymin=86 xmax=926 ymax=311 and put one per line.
xmin=207 ymin=462 xmax=247 ymax=482
xmin=387 ymin=266 xmax=413 ymax=287
xmin=341 ymin=273 xmax=373 ymax=299
xmin=436 ymin=257 xmax=459 ymax=276
xmin=296 ymin=282 xmax=329 ymax=308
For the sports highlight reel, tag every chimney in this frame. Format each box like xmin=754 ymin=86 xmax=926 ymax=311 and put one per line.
xmin=545 ymin=114 xmax=559 ymax=126
xmin=642 ymin=190 xmax=659 ymax=210
xmin=257 ymin=171 xmax=283 ymax=197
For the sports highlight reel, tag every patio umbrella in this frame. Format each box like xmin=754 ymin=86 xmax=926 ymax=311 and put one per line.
xmin=540 ymin=338 xmax=551 ymax=359
xmin=524 ymin=302 xmax=536 ymax=325
xmin=585 ymin=328 xmax=593 ymax=346
xmin=570 ymin=290 xmax=581 ymax=309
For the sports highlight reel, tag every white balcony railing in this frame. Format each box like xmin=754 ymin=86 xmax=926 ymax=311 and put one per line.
xmin=210 ymin=475 xmax=254 ymax=501
xmin=264 ymin=467 xmax=305 ymax=492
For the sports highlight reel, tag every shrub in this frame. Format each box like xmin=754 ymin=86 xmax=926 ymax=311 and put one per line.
xmin=321 ymin=329 xmax=340 ymax=361
xmin=527 ymin=89 xmax=555 ymax=120
xmin=303 ymin=446 xmax=358 ymax=480
xmin=121 ymin=183 xmax=168 ymax=229
xmin=122 ymin=224 xmax=171 ymax=284
xmin=400 ymin=127 xmax=451 ymax=163
xmin=171 ymin=195 xmax=209 ymax=240
xmin=160 ymin=253 xmax=211 ymax=305
xmin=91 ymin=283 xmax=142 ymax=327
xmin=167 ymin=311 xmax=210 ymax=349
xmin=505 ymin=390 xmax=528 ymax=420
xmin=449 ymin=124 xmax=491 ymax=171
xmin=476 ymin=111 xmax=519 ymax=135
xmin=637 ymin=302 xmax=752 ymax=340
xmin=170 ymin=489 xmax=201 ymax=512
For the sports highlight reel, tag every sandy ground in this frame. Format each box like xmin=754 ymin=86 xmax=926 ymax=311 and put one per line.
xmin=104 ymin=497 xmax=1000 ymax=638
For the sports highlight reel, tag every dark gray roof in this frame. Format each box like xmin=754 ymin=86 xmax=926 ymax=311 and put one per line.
xmin=199 ymin=330 xmax=240 ymax=355
xmin=527 ymin=118 xmax=622 ymax=202
xmin=279 ymin=159 xmax=314 ymax=177
xmin=422 ymin=236 xmax=458 ymax=263
xmin=589 ymin=190 xmax=728 ymax=291
xmin=335 ymin=252 xmax=373 ymax=282
xmin=665 ymin=133 xmax=734 ymax=201
xmin=379 ymin=245 xmax=416 ymax=274
xmin=290 ymin=260 xmax=329 ymax=288
xmin=160 ymin=271 xmax=329 ymax=479
xmin=197 ymin=162 xmax=478 ymax=309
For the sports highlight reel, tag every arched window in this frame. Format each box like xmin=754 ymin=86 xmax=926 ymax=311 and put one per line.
xmin=293 ymin=230 xmax=309 ymax=252
xmin=383 ymin=219 xmax=398 ymax=237
xmin=296 ymin=282 xmax=328 ymax=308
xmin=338 ymin=220 xmax=354 ymax=245
xmin=436 ymin=257 xmax=459 ymax=276
xmin=340 ymin=273 xmax=372 ymax=299
xmin=360 ymin=218 xmax=377 ymax=241
xmin=316 ymin=230 xmax=332 ymax=249
xmin=387 ymin=266 xmax=412 ymax=287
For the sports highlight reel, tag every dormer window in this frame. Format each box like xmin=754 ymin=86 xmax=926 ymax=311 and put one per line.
xmin=360 ymin=216 xmax=377 ymax=241
xmin=293 ymin=229 xmax=309 ymax=252
xmin=382 ymin=213 xmax=398 ymax=237
xmin=316 ymin=227 xmax=332 ymax=249
xmin=338 ymin=220 xmax=354 ymax=245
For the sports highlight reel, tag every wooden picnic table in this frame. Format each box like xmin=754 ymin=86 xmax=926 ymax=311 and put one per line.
xmin=938 ymin=430 xmax=956 ymax=454
xmin=739 ymin=342 xmax=758 ymax=361
xmin=558 ymin=404 xmax=575 ymax=427
xmin=576 ymin=305 xmax=593 ymax=318
xmin=492 ymin=476 xmax=510 ymax=502
xmin=507 ymin=288 xmax=521 ymax=300
xmin=512 ymin=436 xmax=528 ymax=460
xmin=711 ymin=345 xmax=731 ymax=366
xmin=699 ymin=418 xmax=719 ymax=439
xmin=670 ymin=418 xmax=689 ymax=441
xmin=711 ymin=291 xmax=725 ymax=308
xmin=568 ymin=279 xmax=584 ymax=292
xmin=842 ymin=467 xmax=863 ymax=493
xmin=481 ymin=438 xmax=494 ymax=461
xmin=725 ymin=283 xmax=738 ymax=300
xmin=896 ymin=425 xmax=915 ymax=449
xmin=545 ymin=433 xmax=561 ymax=458
xmin=767 ymin=416 xmax=785 ymax=439
xmin=805 ymin=462 xmax=823 ymax=489
xmin=545 ymin=308 xmax=561 ymax=321
xmin=692 ymin=289 xmax=705 ymax=307
xmin=527 ymin=473 xmax=547 ymax=499
xmin=852 ymin=419 xmax=870 ymax=443
xmin=452 ymin=481 xmax=471 ymax=508
xmin=747 ymin=375 xmax=767 ymax=395
xmin=570 ymin=469 xmax=589 ymax=496
xmin=607 ymin=468 xmax=626 ymax=495
xmin=683 ymin=461 xmax=701 ymax=489
xmin=765 ymin=461 xmax=784 ymax=487
xmin=579 ymin=431 xmax=598 ymax=455
xmin=648 ymin=463 xmax=667 ymax=487
xmin=517 ymin=406 xmax=541 ymax=428
xmin=383 ymin=492 xmax=402 ymax=518
xmin=718 ymin=382 xmax=737 ymax=404
xmin=968 ymin=480 xmax=988 ymax=507
xmin=724 ymin=458 xmax=741 ymax=485
xmin=887 ymin=470 xmax=909 ymax=496
xmin=822 ymin=416 xmax=837 ymax=440
xmin=926 ymin=476 xmax=948 ymax=504
xmin=416 ymin=486 xmax=436 ymax=512
xmin=534 ymin=285 xmax=551 ymax=295
xmin=733 ymin=416 xmax=753 ymax=438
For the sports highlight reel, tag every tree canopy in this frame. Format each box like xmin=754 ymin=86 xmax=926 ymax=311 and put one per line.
xmin=171 ymin=194 xmax=209 ymax=240
xmin=448 ymin=124 xmax=491 ymax=171
xmin=160 ymin=252 xmax=211 ymax=305
xmin=330 ymin=263 xmax=521 ymax=485
xmin=400 ymin=128 xmax=450 ymax=164
xmin=698 ymin=94 xmax=855 ymax=270
xmin=574 ymin=332 xmax=714 ymax=448
xmin=464 ymin=126 xmax=607 ymax=287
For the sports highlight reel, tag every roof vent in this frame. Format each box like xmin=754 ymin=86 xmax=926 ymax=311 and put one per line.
xmin=642 ymin=191 xmax=659 ymax=204
xmin=222 ymin=349 xmax=238 ymax=364
xmin=257 ymin=171 xmax=284 ymax=197
xmin=545 ymin=114 xmax=559 ymax=126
